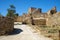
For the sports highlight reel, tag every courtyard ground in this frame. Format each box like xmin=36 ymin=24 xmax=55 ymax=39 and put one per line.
xmin=0 ymin=23 xmax=53 ymax=40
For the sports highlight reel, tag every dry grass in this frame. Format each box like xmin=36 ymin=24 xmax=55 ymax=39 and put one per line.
xmin=29 ymin=25 xmax=60 ymax=40
xmin=38 ymin=25 xmax=60 ymax=40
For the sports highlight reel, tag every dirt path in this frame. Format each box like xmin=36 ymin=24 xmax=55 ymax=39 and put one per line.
xmin=0 ymin=25 xmax=53 ymax=40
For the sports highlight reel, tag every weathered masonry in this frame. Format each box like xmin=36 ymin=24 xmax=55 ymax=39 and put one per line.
xmin=0 ymin=16 xmax=14 ymax=35
xmin=15 ymin=6 xmax=60 ymax=26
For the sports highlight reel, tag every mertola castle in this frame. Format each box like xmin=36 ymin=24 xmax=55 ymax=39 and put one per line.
xmin=16 ymin=6 xmax=60 ymax=26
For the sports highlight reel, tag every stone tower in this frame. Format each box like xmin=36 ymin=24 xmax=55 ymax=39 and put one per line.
xmin=37 ymin=8 xmax=42 ymax=13
xmin=28 ymin=7 xmax=42 ymax=14
xmin=50 ymin=6 xmax=57 ymax=15
xmin=28 ymin=7 xmax=36 ymax=14
xmin=47 ymin=6 xmax=57 ymax=16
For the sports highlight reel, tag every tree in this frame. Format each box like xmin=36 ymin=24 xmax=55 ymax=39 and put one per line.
xmin=15 ymin=13 xmax=19 ymax=16
xmin=6 ymin=5 xmax=16 ymax=18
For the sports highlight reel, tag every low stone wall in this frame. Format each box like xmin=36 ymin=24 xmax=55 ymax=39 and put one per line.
xmin=22 ymin=17 xmax=46 ymax=25
xmin=15 ymin=16 xmax=23 ymax=22
xmin=33 ymin=19 xmax=46 ymax=25
xmin=0 ymin=17 xmax=14 ymax=35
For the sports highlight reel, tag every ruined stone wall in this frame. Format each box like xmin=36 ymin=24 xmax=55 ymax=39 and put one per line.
xmin=28 ymin=7 xmax=36 ymax=13
xmin=0 ymin=17 xmax=14 ymax=35
xmin=15 ymin=7 xmax=59 ymax=26
xmin=33 ymin=19 xmax=46 ymax=25
xmin=15 ymin=7 xmax=47 ymax=25
xmin=28 ymin=7 xmax=41 ymax=14
xmin=16 ymin=16 xmax=23 ymax=22
xmin=46 ymin=12 xmax=60 ymax=26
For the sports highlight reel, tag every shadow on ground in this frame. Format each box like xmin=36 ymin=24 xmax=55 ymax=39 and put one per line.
xmin=8 ymin=28 xmax=23 ymax=35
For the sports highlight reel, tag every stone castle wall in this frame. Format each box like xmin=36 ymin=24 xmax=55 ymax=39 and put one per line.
xmin=14 ymin=7 xmax=60 ymax=40
xmin=0 ymin=17 xmax=14 ymax=35
xmin=33 ymin=19 xmax=46 ymax=25
xmin=46 ymin=12 xmax=60 ymax=26
xmin=15 ymin=16 xmax=23 ymax=22
xmin=16 ymin=7 xmax=60 ymax=26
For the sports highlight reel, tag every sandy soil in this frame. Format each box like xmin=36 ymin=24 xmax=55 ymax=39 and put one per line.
xmin=0 ymin=24 xmax=53 ymax=40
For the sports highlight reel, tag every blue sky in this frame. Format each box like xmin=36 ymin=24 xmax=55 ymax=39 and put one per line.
xmin=0 ymin=0 xmax=60 ymax=16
